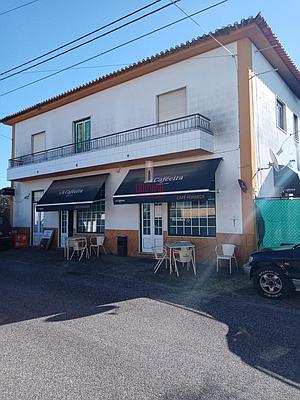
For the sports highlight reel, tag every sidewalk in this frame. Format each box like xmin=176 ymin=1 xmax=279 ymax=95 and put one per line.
xmin=2 ymin=247 xmax=251 ymax=297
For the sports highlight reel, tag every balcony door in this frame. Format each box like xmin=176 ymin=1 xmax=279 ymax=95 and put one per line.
xmin=141 ymin=203 xmax=163 ymax=253
xmin=74 ymin=118 xmax=91 ymax=152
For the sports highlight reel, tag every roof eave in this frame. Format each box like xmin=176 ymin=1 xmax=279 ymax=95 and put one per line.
xmin=1 ymin=16 xmax=299 ymax=126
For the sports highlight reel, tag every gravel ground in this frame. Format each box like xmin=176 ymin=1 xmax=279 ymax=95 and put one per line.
xmin=0 ymin=248 xmax=299 ymax=400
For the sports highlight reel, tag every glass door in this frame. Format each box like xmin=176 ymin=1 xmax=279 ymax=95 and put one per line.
xmin=60 ymin=210 xmax=74 ymax=247
xmin=75 ymin=119 xmax=91 ymax=153
xmin=60 ymin=210 xmax=68 ymax=247
xmin=32 ymin=190 xmax=44 ymax=246
xmin=141 ymin=203 xmax=163 ymax=253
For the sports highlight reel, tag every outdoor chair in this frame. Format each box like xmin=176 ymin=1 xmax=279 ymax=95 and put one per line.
xmin=89 ymin=235 xmax=106 ymax=257
xmin=215 ymin=244 xmax=238 ymax=274
xmin=64 ymin=238 xmax=77 ymax=260
xmin=70 ymin=238 xmax=89 ymax=262
xmin=172 ymin=248 xmax=196 ymax=277
xmin=153 ymin=246 xmax=170 ymax=274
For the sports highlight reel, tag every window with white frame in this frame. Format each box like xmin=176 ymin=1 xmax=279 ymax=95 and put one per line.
xmin=32 ymin=131 xmax=46 ymax=153
xmin=157 ymin=87 xmax=187 ymax=122
xmin=77 ymin=184 xmax=105 ymax=233
xmin=74 ymin=118 xmax=91 ymax=152
xmin=168 ymin=197 xmax=216 ymax=237
xmin=276 ymin=99 xmax=286 ymax=131
xmin=294 ymin=114 xmax=299 ymax=142
xmin=294 ymin=114 xmax=300 ymax=170
xmin=77 ymin=200 xmax=105 ymax=234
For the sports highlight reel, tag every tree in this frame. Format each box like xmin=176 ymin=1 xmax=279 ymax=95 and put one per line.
xmin=0 ymin=195 xmax=11 ymax=226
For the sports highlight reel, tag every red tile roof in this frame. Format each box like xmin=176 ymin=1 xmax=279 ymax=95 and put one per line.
xmin=1 ymin=14 xmax=299 ymax=124
xmin=255 ymin=14 xmax=300 ymax=81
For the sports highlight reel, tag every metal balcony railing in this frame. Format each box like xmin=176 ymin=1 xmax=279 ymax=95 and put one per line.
xmin=9 ymin=113 xmax=212 ymax=168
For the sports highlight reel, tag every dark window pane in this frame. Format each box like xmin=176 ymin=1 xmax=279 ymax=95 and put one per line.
xmin=177 ymin=227 xmax=183 ymax=235
xmin=208 ymin=218 xmax=216 ymax=227
xmin=208 ymin=227 xmax=216 ymax=237
xmin=200 ymin=227 xmax=207 ymax=237
xmin=200 ymin=218 xmax=206 ymax=226
xmin=169 ymin=226 xmax=176 ymax=235
xmin=192 ymin=227 xmax=199 ymax=236
xmin=184 ymin=226 xmax=192 ymax=236
xmin=184 ymin=218 xmax=191 ymax=226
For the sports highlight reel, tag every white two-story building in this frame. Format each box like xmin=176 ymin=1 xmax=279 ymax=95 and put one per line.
xmin=1 ymin=14 xmax=300 ymax=262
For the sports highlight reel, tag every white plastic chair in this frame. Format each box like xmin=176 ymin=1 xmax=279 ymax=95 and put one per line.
xmin=89 ymin=235 xmax=106 ymax=257
xmin=153 ymin=247 xmax=170 ymax=274
xmin=64 ymin=237 xmax=76 ymax=260
xmin=215 ymin=244 xmax=238 ymax=274
xmin=173 ymin=248 xmax=196 ymax=277
xmin=70 ymin=238 xmax=89 ymax=261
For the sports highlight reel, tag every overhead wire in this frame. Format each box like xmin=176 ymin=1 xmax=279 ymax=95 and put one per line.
xmin=0 ymin=133 xmax=12 ymax=141
xmin=0 ymin=0 xmax=178 ymax=82
xmin=0 ymin=0 xmax=229 ymax=97
xmin=15 ymin=54 xmax=234 ymax=74
xmin=168 ymin=0 xmax=234 ymax=57
xmin=0 ymin=0 xmax=41 ymax=16
xmin=0 ymin=0 xmax=162 ymax=77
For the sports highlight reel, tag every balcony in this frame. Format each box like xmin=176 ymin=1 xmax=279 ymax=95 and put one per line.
xmin=8 ymin=114 xmax=214 ymax=181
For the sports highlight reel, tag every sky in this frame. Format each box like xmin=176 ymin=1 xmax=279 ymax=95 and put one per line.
xmin=0 ymin=0 xmax=299 ymax=188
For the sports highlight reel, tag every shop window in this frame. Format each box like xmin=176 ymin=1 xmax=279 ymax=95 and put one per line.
xmin=77 ymin=185 xmax=105 ymax=234
xmin=276 ymin=99 xmax=286 ymax=131
xmin=168 ymin=197 xmax=216 ymax=237
xmin=77 ymin=200 xmax=105 ymax=234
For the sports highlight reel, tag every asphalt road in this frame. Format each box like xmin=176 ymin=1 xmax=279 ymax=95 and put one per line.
xmin=0 ymin=249 xmax=300 ymax=400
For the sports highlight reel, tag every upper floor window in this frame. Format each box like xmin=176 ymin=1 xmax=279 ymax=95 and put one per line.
xmin=74 ymin=118 xmax=91 ymax=152
xmin=31 ymin=131 xmax=45 ymax=154
xmin=294 ymin=114 xmax=299 ymax=142
xmin=157 ymin=87 xmax=187 ymax=122
xmin=276 ymin=99 xmax=286 ymax=131
xmin=294 ymin=114 xmax=300 ymax=170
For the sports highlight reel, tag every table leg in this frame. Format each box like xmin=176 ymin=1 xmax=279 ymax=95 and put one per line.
xmin=192 ymin=247 xmax=196 ymax=275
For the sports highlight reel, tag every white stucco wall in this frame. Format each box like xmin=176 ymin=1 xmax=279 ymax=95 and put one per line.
xmin=252 ymin=44 xmax=300 ymax=197
xmin=13 ymin=44 xmax=238 ymax=158
xmin=12 ymin=42 xmax=243 ymax=236
xmin=13 ymin=152 xmax=242 ymax=237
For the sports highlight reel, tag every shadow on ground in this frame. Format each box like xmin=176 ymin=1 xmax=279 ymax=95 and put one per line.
xmin=0 ymin=248 xmax=300 ymax=391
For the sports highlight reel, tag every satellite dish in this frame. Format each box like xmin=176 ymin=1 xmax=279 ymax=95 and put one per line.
xmin=269 ymin=149 xmax=280 ymax=172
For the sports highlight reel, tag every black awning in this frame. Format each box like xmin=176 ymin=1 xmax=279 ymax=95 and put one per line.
xmin=36 ymin=174 xmax=108 ymax=211
xmin=274 ymin=166 xmax=300 ymax=196
xmin=113 ymin=158 xmax=222 ymax=205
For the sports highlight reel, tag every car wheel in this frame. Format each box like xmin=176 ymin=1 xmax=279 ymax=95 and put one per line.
xmin=253 ymin=266 xmax=292 ymax=299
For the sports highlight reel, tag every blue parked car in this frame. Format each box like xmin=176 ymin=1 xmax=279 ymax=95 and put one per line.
xmin=244 ymin=245 xmax=300 ymax=299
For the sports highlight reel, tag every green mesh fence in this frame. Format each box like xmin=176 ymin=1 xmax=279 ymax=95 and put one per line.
xmin=256 ymin=199 xmax=300 ymax=249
